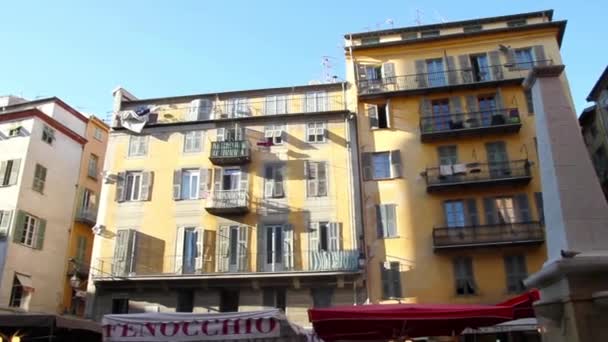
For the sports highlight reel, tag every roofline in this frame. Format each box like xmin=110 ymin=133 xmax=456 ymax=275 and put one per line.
xmin=0 ymin=108 xmax=88 ymax=145
xmin=344 ymin=10 xmax=554 ymax=38
xmin=121 ymin=82 xmax=348 ymax=107
xmin=0 ymin=97 xmax=89 ymax=123
xmin=578 ymin=105 xmax=597 ymax=125
xmin=347 ymin=21 xmax=567 ymax=52
xmin=587 ymin=66 xmax=608 ymax=101
xmin=88 ymin=115 xmax=110 ymax=130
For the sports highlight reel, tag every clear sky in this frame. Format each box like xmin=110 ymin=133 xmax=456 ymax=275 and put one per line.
xmin=1 ymin=0 xmax=605 ymax=119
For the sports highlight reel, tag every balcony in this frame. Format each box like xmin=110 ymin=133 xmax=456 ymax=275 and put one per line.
xmin=74 ymin=207 xmax=97 ymax=225
xmin=432 ymin=221 xmax=544 ymax=250
xmin=420 ymin=108 xmax=521 ymax=142
xmin=425 ymin=160 xmax=532 ymax=193
xmin=357 ymin=60 xmax=553 ymax=98
xmin=91 ymin=249 xmax=360 ymax=279
xmin=209 ymin=140 xmax=251 ymax=165
xmin=205 ymin=189 xmax=249 ymax=214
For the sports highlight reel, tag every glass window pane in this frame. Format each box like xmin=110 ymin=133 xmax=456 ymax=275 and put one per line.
xmin=372 ymin=153 xmax=391 ymax=178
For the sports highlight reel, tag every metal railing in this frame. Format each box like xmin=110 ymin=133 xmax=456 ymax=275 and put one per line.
xmin=92 ymin=249 xmax=360 ymax=278
xmin=426 ymin=160 xmax=532 ymax=187
xmin=433 ymin=221 xmax=544 ymax=248
xmin=420 ymin=108 xmax=521 ymax=134
xmin=212 ymin=93 xmax=346 ymax=117
xmin=358 ymin=60 xmax=553 ymax=95
xmin=74 ymin=207 xmax=97 ymax=224
xmin=210 ymin=141 xmax=250 ymax=159
xmin=207 ymin=189 xmax=249 ymax=209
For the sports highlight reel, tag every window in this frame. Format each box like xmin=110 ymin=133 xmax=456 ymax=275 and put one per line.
xmin=437 ymin=145 xmax=458 ymax=165
xmin=306 ymin=122 xmax=326 ymax=143
xmin=219 ymin=289 xmax=239 ymax=312
xmin=453 ymin=257 xmax=476 ymax=295
xmin=381 ymin=262 xmax=402 ymax=299
xmin=176 ymin=227 xmax=201 ymax=274
xmin=310 ymin=222 xmax=341 ymax=252
xmin=264 ymin=125 xmax=285 ymax=145
xmin=125 ymin=171 xmax=143 ymax=201
xmin=495 ymin=197 xmax=516 ymax=224
xmin=42 ymin=125 xmax=55 ymax=145
xmin=111 ymin=298 xmax=129 ymax=314
xmin=504 ymin=255 xmax=527 ymax=293
xmin=368 ymin=103 xmax=390 ymax=129
xmin=431 ymin=99 xmax=450 ymax=131
xmin=401 ymin=32 xmax=418 ymax=40
xmin=304 ymin=91 xmax=328 ymax=112
xmin=9 ymin=274 xmax=31 ymax=308
xmin=311 ymin=288 xmax=333 ymax=308
xmin=525 ymin=90 xmax=534 ymax=115
xmin=8 ymin=127 xmax=22 ymax=137
xmin=225 ymin=98 xmax=250 ymax=118
xmin=470 ymin=54 xmax=491 ymax=82
xmin=365 ymin=65 xmax=383 ymax=81
xmin=421 ymin=30 xmax=440 ymax=38
xmin=376 ymin=204 xmax=397 ymax=238
xmin=81 ymin=188 xmax=96 ymax=212
xmin=32 ymin=164 xmax=47 ymax=193
xmin=181 ymin=169 xmax=200 ymax=200
xmin=128 ymin=135 xmax=148 ymax=157
xmin=177 ymin=290 xmax=194 ymax=312
xmin=444 ymin=201 xmax=466 ymax=228
xmin=183 ymin=131 xmax=202 ymax=153
xmin=507 ymin=19 xmax=527 ymax=27
xmin=426 ymin=58 xmax=446 ymax=87
xmin=265 ymin=95 xmax=289 ymax=115
xmin=362 ymin=151 xmax=402 ymax=180
xmin=218 ymin=225 xmax=249 ymax=272
xmin=463 ymin=24 xmax=482 ymax=33
xmin=514 ymin=48 xmax=534 ymax=69
xmin=264 ymin=164 xmax=285 ymax=198
xmin=306 ymin=161 xmax=327 ymax=197
xmin=13 ymin=211 xmax=45 ymax=249
xmin=88 ymin=154 xmax=98 ymax=179
xmin=263 ymin=288 xmax=287 ymax=312
xmin=1 ymin=159 xmax=21 ymax=186
xmin=75 ymin=235 xmax=87 ymax=262
xmin=21 ymin=214 xmax=39 ymax=247
xmin=361 ymin=37 xmax=380 ymax=45
xmin=534 ymin=192 xmax=544 ymax=223
xmin=484 ymin=194 xmax=531 ymax=224
xmin=93 ymin=127 xmax=104 ymax=141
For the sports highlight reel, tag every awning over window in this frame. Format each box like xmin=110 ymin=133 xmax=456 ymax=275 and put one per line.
xmin=15 ymin=273 xmax=34 ymax=292
xmin=308 ymin=290 xmax=539 ymax=341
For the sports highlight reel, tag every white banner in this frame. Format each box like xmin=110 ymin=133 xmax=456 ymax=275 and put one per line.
xmin=102 ymin=310 xmax=282 ymax=341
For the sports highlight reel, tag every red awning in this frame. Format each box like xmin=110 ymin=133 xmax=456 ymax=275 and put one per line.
xmin=308 ymin=290 xmax=539 ymax=341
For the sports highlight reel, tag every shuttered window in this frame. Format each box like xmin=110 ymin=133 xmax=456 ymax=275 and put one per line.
xmin=381 ymin=262 xmax=402 ymax=299
xmin=0 ymin=210 xmax=12 ymax=237
xmin=32 ymin=164 xmax=47 ymax=193
xmin=525 ymin=90 xmax=535 ymax=115
xmin=376 ymin=204 xmax=397 ymax=238
xmin=306 ymin=122 xmax=326 ymax=143
xmin=264 ymin=125 xmax=285 ymax=145
xmin=264 ymin=164 xmax=285 ymax=198
xmin=13 ymin=211 xmax=46 ymax=250
xmin=504 ymin=255 xmax=527 ymax=293
xmin=362 ymin=151 xmax=402 ymax=180
xmin=306 ymin=161 xmax=327 ymax=197
xmin=42 ymin=125 xmax=55 ymax=145
xmin=534 ymin=192 xmax=544 ymax=223
xmin=0 ymin=159 xmax=21 ymax=186
xmin=453 ymin=257 xmax=476 ymax=295
xmin=128 ymin=135 xmax=148 ymax=157
xmin=119 ymin=171 xmax=154 ymax=202
xmin=181 ymin=169 xmax=200 ymax=200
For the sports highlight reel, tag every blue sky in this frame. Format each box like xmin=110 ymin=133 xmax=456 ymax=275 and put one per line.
xmin=0 ymin=0 xmax=605 ymax=119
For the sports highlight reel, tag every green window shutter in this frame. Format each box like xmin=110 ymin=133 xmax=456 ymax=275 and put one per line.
xmin=525 ymin=90 xmax=535 ymax=115
xmin=465 ymin=95 xmax=478 ymax=114
xmin=534 ymin=192 xmax=544 ymax=223
xmin=12 ymin=210 xmax=26 ymax=243
xmin=386 ymin=204 xmax=397 ymax=237
xmin=495 ymin=89 xmax=504 ymax=109
xmin=390 ymin=262 xmax=402 ymax=298
xmin=449 ymin=96 xmax=462 ymax=114
xmin=36 ymin=218 xmax=46 ymax=250
xmin=115 ymin=172 xmax=126 ymax=202
xmin=446 ymin=56 xmax=458 ymax=85
xmin=514 ymin=194 xmax=531 ymax=222
xmin=458 ymin=55 xmax=473 ymax=83
xmin=375 ymin=205 xmax=384 ymax=238
xmin=380 ymin=263 xmax=390 ymax=299
xmin=362 ymin=153 xmax=373 ymax=181
xmin=483 ymin=197 xmax=497 ymax=225
xmin=465 ymin=199 xmax=479 ymax=226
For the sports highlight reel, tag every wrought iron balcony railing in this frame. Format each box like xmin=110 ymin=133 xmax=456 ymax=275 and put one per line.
xmin=92 ymin=249 xmax=361 ymax=279
xmin=205 ymin=189 xmax=249 ymax=214
xmin=209 ymin=140 xmax=251 ymax=165
xmin=358 ymin=60 xmax=553 ymax=95
xmin=425 ymin=160 xmax=532 ymax=192
xmin=433 ymin=221 xmax=544 ymax=249
xmin=74 ymin=207 xmax=97 ymax=225
xmin=420 ymin=108 xmax=521 ymax=142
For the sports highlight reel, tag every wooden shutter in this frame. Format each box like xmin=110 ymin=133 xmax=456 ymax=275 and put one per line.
xmin=458 ymin=55 xmax=473 ymax=83
xmin=414 ymin=60 xmax=427 ymax=88
xmin=514 ymin=194 xmax=531 ymax=222
xmin=309 ymin=222 xmax=319 ymax=252
xmin=534 ymin=192 xmax=544 ymax=223
xmin=140 ymin=171 xmax=154 ymax=201
xmin=8 ymin=159 xmax=20 ymax=185
xmin=495 ymin=89 xmax=504 ymax=109
xmin=390 ymin=150 xmax=402 ymax=178
xmin=386 ymin=204 xmax=397 ymax=237
xmin=465 ymin=199 xmax=479 ymax=226
xmin=356 ymin=63 xmax=368 ymax=81
xmin=264 ymin=166 xmax=274 ymax=197
xmin=375 ymin=205 xmax=384 ymax=238
xmin=390 ymin=262 xmax=402 ymax=298
xmin=198 ymin=99 xmax=212 ymax=120
xmin=506 ymin=48 xmax=516 ymax=70
xmin=446 ymin=56 xmax=458 ymax=85
xmin=380 ymin=263 xmax=390 ymax=299
xmin=216 ymin=128 xmax=225 ymax=142
xmin=488 ymin=51 xmax=503 ymax=80
xmin=419 ymin=98 xmax=432 ymax=116
xmin=175 ymin=227 xmax=185 ymax=273
xmin=483 ymin=197 xmax=497 ymax=225
xmin=203 ymin=230 xmax=216 ymax=273
xmin=173 ymin=170 xmax=182 ymax=200
xmin=449 ymin=96 xmax=462 ymax=114
xmin=306 ymin=162 xmax=317 ymax=197
xmin=382 ymin=62 xmax=395 ymax=83
xmin=34 ymin=218 xmax=46 ymax=250
xmin=274 ymin=166 xmax=284 ymax=197
xmin=0 ymin=161 xmax=7 ymax=184
xmin=12 ymin=211 xmax=25 ymax=243
xmin=328 ymin=222 xmax=341 ymax=251
xmin=213 ymin=168 xmax=222 ymax=192
xmin=368 ymin=105 xmax=379 ymax=129
xmin=217 ymin=226 xmax=229 ymax=272
xmin=533 ymin=45 xmax=547 ymax=66
xmin=283 ymin=224 xmax=294 ymax=270
xmin=237 ymin=226 xmax=249 ymax=271
xmin=362 ymin=153 xmax=373 ymax=181
xmin=195 ymin=228 xmax=204 ymax=272
xmin=115 ymin=172 xmax=126 ymax=202
xmin=187 ymin=100 xmax=200 ymax=121
xmin=466 ymin=95 xmax=478 ymax=113
xmin=318 ymin=162 xmax=327 ymax=196
xmin=199 ymin=168 xmax=211 ymax=199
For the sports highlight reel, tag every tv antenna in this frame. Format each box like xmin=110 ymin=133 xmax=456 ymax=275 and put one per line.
xmin=415 ymin=9 xmax=424 ymax=25
xmin=322 ymin=56 xmax=337 ymax=83
xmin=386 ymin=18 xmax=395 ymax=28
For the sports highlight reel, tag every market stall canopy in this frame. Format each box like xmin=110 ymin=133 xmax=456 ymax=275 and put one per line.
xmin=102 ymin=309 xmax=322 ymax=342
xmin=308 ymin=290 xmax=539 ymax=341
xmin=0 ymin=313 xmax=101 ymax=332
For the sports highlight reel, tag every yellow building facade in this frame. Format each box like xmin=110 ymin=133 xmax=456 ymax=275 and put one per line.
xmin=88 ymin=83 xmax=364 ymax=326
xmin=62 ymin=116 xmax=109 ymax=316
xmin=345 ymin=10 xmax=568 ymax=305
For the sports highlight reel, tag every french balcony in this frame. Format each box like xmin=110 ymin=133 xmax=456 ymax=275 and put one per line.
xmin=432 ymin=221 xmax=544 ymax=250
xmin=425 ymin=160 xmax=532 ymax=193
xmin=205 ymin=189 xmax=249 ymax=215
xmin=74 ymin=207 xmax=97 ymax=225
xmin=91 ymin=249 xmax=361 ymax=279
xmin=357 ymin=60 xmax=553 ymax=98
xmin=209 ymin=140 xmax=251 ymax=165
xmin=420 ymin=108 xmax=521 ymax=142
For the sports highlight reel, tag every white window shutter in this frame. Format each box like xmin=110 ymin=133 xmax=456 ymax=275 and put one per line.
xmin=264 ymin=166 xmax=274 ymax=197
xmin=283 ymin=224 xmax=294 ymax=270
xmin=174 ymin=227 xmax=185 ymax=274
xmin=329 ymin=222 xmax=341 ymax=251
xmin=187 ymin=100 xmax=201 ymax=121
xmin=217 ymin=226 xmax=229 ymax=272
xmin=309 ymin=222 xmax=319 ymax=252
xmin=195 ymin=228 xmax=204 ymax=272
xmin=390 ymin=150 xmax=402 ymax=178
xmin=0 ymin=210 xmax=12 ymax=236
xmin=140 ymin=171 xmax=154 ymax=201
xmin=198 ymin=99 xmax=212 ymax=120
xmin=238 ymin=226 xmax=249 ymax=272
xmin=386 ymin=99 xmax=392 ymax=128
xmin=199 ymin=168 xmax=210 ymax=199
xmin=239 ymin=168 xmax=249 ymax=192
xmin=216 ymin=128 xmax=225 ymax=142
xmin=173 ymin=170 xmax=182 ymax=200
xmin=8 ymin=159 xmax=20 ymax=185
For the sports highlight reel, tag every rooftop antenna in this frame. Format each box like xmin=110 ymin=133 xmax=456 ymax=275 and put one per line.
xmin=386 ymin=18 xmax=395 ymax=28
xmin=415 ymin=9 xmax=424 ymax=25
xmin=322 ymin=56 xmax=336 ymax=83
xmin=435 ymin=10 xmax=447 ymax=23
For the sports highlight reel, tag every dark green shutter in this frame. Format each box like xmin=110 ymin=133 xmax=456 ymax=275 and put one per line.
xmin=380 ymin=263 xmax=390 ymax=299
xmin=12 ymin=210 xmax=26 ymax=243
xmin=390 ymin=262 xmax=402 ymax=298
xmin=483 ymin=197 xmax=497 ymax=225
xmin=534 ymin=192 xmax=544 ymax=223
xmin=515 ymin=194 xmax=531 ymax=222
xmin=376 ymin=205 xmax=384 ymax=238
xmin=386 ymin=204 xmax=397 ymax=237
xmin=362 ymin=153 xmax=373 ymax=181
xmin=368 ymin=105 xmax=379 ymax=129
xmin=36 ymin=218 xmax=46 ymax=250
xmin=465 ymin=199 xmax=479 ymax=226
xmin=525 ymin=90 xmax=535 ymax=115
xmin=458 ymin=55 xmax=473 ymax=83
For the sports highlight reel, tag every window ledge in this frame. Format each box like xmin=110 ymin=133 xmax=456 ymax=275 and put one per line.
xmin=378 ymin=236 xmax=401 ymax=240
